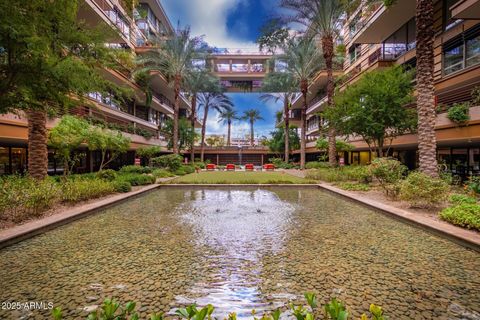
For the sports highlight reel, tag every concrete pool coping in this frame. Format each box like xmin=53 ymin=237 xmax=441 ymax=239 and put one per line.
xmin=0 ymin=183 xmax=478 ymax=252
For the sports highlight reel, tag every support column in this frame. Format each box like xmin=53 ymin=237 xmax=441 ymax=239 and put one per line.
xmin=261 ymin=154 xmax=264 ymax=165
xmin=216 ymin=154 xmax=219 ymax=165
xmin=247 ymin=59 xmax=251 ymax=73
xmin=229 ymin=59 xmax=232 ymax=73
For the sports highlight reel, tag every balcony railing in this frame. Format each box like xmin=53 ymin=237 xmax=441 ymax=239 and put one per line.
xmin=91 ymin=0 xmax=131 ymax=42
xmin=368 ymin=43 xmax=417 ymax=65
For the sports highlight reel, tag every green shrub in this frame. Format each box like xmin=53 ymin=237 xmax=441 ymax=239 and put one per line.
xmin=449 ymin=194 xmax=477 ymax=205
xmin=152 ymin=154 xmax=183 ymax=171
xmin=305 ymin=166 xmax=370 ymax=183
xmin=96 ymin=169 xmax=117 ymax=181
xmin=369 ymin=158 xmax=407 ymax=197
xmin=440 ymin=204 xmax=480 ymax=230
xmin=337 ymin=182 xmax=370 ymax=191
xmin=305 ymin=161 xmax=331 ymax=169
xmin=118 ymin=173 xmax=156 ymax=186
xmin=174 ymin=168 xmax=187 ymax=176
xmin=193 ymin=161 xmax=206 ymax=169
xmin=61 ymin=178 xmax=115 ymax=203
xmin=0 ymin=176 xmax=60 ymax=221
xmin=119 ymin=165 xmax=152 ymax=174
xmin=152 ymin=169 xmax=174 ymax=178
xmin=268 ymin=157 xmax=295 ymax=169
xmin=466 ymin=176 xmax=480 ymax=195
xmin=399 ymin=172 xmax=450 ymax=207
xmin=447 ymin=102 xmax=470 ymax=124
xmin=182 ymin=164 xmax=195 ymax=174
xmin=112 ymin=181 xmax=132 ymax=193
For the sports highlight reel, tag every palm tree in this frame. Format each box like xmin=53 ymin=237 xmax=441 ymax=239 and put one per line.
xmin=198 ymin=93 xmax=233 ymax=161
xmin=242 ymin=109 xmax=264 ymax=146
xmin=281 ymin=0 xmax=344 ymax=167
xmin=278 ymin=37 xmax=324 ymax=169
xmin=183 ymin=69 xmax=221 ymax=162
xmin=218 ymin=109 xmax=239 ymax=146
xmin=136 ymin=27 xmax=203 ymax=154
xmin=415 ymin=0 xmax=438 ymax=177
xmin=260 ymin=72 xmax=298 ymax=162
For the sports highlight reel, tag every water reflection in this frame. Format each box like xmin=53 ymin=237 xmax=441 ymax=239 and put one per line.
xmin=175 ymin=190 xmax=296 ymax=318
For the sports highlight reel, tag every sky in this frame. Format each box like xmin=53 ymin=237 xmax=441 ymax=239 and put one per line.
xmin=162 ymin=0 xmax=284 ymax=138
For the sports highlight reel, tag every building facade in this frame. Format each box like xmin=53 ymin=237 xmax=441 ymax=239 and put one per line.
xmin=299 ymin=0 xmax=480 ymax=176
xmin=0 ymin=0 xmax=194 ymax=175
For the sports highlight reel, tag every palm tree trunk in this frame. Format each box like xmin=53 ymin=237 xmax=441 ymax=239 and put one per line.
xmin=416 ymin=0 xmax=438 ymax=177
xmin=322 ymin=34 xmax=337 ymax=167
xmin=300 ymin=80 xmax=308 ymax=170
xmin=173 ymin=75 xmax=181 ymax=155
xmin=250 ymin=120 xmax=254 ymax=146
xmin=284 ymin=97 xmax=290 ymax=163
xmin=200 ymin=106 xmax=209 ymax=162
xmin=190 ymin=94 xmax=197 ymax=163
xmin=227 ymin=120 xmax=231 ymax=146
xmin=27 ymin=109 xmax=48 ymax=180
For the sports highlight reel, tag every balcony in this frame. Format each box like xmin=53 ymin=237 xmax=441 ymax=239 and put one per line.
xmin=352 ymin=0 xmax=416 ymax=44
xmin=81 ymin=0 xmax=134 ymax=48
xmin=451 ymin=0 xmax=480 ymax=19
xmin=306 ymin=95 xmax=327 ymax=115
xmin=368 ymin=42 xmax=416 ymax=65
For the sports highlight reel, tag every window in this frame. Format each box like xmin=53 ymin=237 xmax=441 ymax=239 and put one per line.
xmin=0 ymin=147 xmax=9 ymax=174
xmin=382 ymin=18 xmax=416 ymax=59
xmin=443 ymin=25 xmax=480 ymax=75
xmin=466 ymin=34 xmax=480 ymax=67
xmin=11 ymin=148 xmax=27 ymax=174
xmin=444 ymin=43 xmax=464 ymax=75
xmin=349 ymin=44 xmax=361 ymax=63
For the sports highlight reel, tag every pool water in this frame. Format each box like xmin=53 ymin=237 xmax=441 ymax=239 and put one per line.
xmin=0 ymin=188 xmax=479 ymax=320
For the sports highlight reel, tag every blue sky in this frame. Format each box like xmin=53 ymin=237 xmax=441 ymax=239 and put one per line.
xmin=162 ymin=0 xmax=284 ymax=137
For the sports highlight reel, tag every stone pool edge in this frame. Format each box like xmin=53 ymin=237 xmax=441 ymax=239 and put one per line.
xmin=317 ymin=183 xmax=480 ymax=252
xmin=0 ymin=183 xmax=162 ymax=249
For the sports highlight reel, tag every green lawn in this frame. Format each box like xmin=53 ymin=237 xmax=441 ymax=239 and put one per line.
xmin=169 ymin=171 xmax=315 ymax=184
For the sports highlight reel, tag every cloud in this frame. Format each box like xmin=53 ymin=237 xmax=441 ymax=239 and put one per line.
xmin=162 ymin=0 xmax=258 ymax=49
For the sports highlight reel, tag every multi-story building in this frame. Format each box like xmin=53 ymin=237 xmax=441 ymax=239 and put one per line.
xmin=301 ymin=0 xmax=480 ymax=176
xmin=0 ymin=0 xmax=195 ymax=174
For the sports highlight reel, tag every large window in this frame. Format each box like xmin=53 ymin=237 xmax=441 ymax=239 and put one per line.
xmin=443 ymin=25 xmax=480 ymax=75
xmin=382 ymin=18 xmax=416 ymax=59
xmin=0 ymin=147 xmax=9 ymax=174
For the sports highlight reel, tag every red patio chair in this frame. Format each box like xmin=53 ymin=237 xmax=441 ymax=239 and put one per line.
xmin=206 ymin=163 xmax=216 ymax=171
xmin=245 ymin=163 xmax=254 ymax=171
xmin=263 ymin=163 xmax=275 ymax=171
xmin=226 ymin=164 xmax=235 ymax=171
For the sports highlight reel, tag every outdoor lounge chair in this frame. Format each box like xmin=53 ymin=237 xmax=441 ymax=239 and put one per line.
xmin=245 ymin=163 xmax=254 ymax=171
xmin=263 ymin=164 xmax=275 ymax=171
xmin=206 ymin=163 xmax=216 ymax=171
xmin=226 ymin=164 xmax=235 ymax=171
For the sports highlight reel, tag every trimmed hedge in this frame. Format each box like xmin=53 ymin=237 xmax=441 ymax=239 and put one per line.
xmin=440 ymin=204 xmax=480 ymax=230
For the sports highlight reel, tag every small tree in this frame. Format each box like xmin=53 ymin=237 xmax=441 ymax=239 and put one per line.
xmin=87 ymin=128 xmax=130 ymax=171
xmin=326 ymin=66 xmax=416 ymax=157
xmin=160 ymin=118 xmax=197 ymax=151
xmin=136 ymin=146 xmax=162 ymax=167
xmin=267 ymin=127 xmax=300 ymax=158
xmin=48 ymin=116 xmax=90 ymax=176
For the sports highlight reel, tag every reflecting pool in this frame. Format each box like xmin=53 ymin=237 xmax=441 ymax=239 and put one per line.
xmin=0 ymin=188 xmax=479 ymax=319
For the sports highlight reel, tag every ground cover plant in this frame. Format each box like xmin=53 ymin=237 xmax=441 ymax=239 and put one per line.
xmin=170 ymin=171 xmax=314 ymax=184
xmin=51 ymin=293 xmax=387 ymax=320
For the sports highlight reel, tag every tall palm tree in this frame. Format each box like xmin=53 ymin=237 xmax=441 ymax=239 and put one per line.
xmin=416 ymin=0 xmax=438 ymax=177
xmin=198 ymin=93 xmax=233 ymax=161
xmin=136 ymin=27 xmax=203 ymax=154
xmin=218 ymin=109 xmax=239 ymax=146
xmin=279 ymin=37 xmax=324 ymax=169
xmin=281 ymin=0 xmax=344 ymax=167
xmin=242 ymin=109 xmax=264 ymax=146
xmin=260 ymin=72 xmax=299 ymax=162
xmin=183 ymin=69 xmax=221 ymax=162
